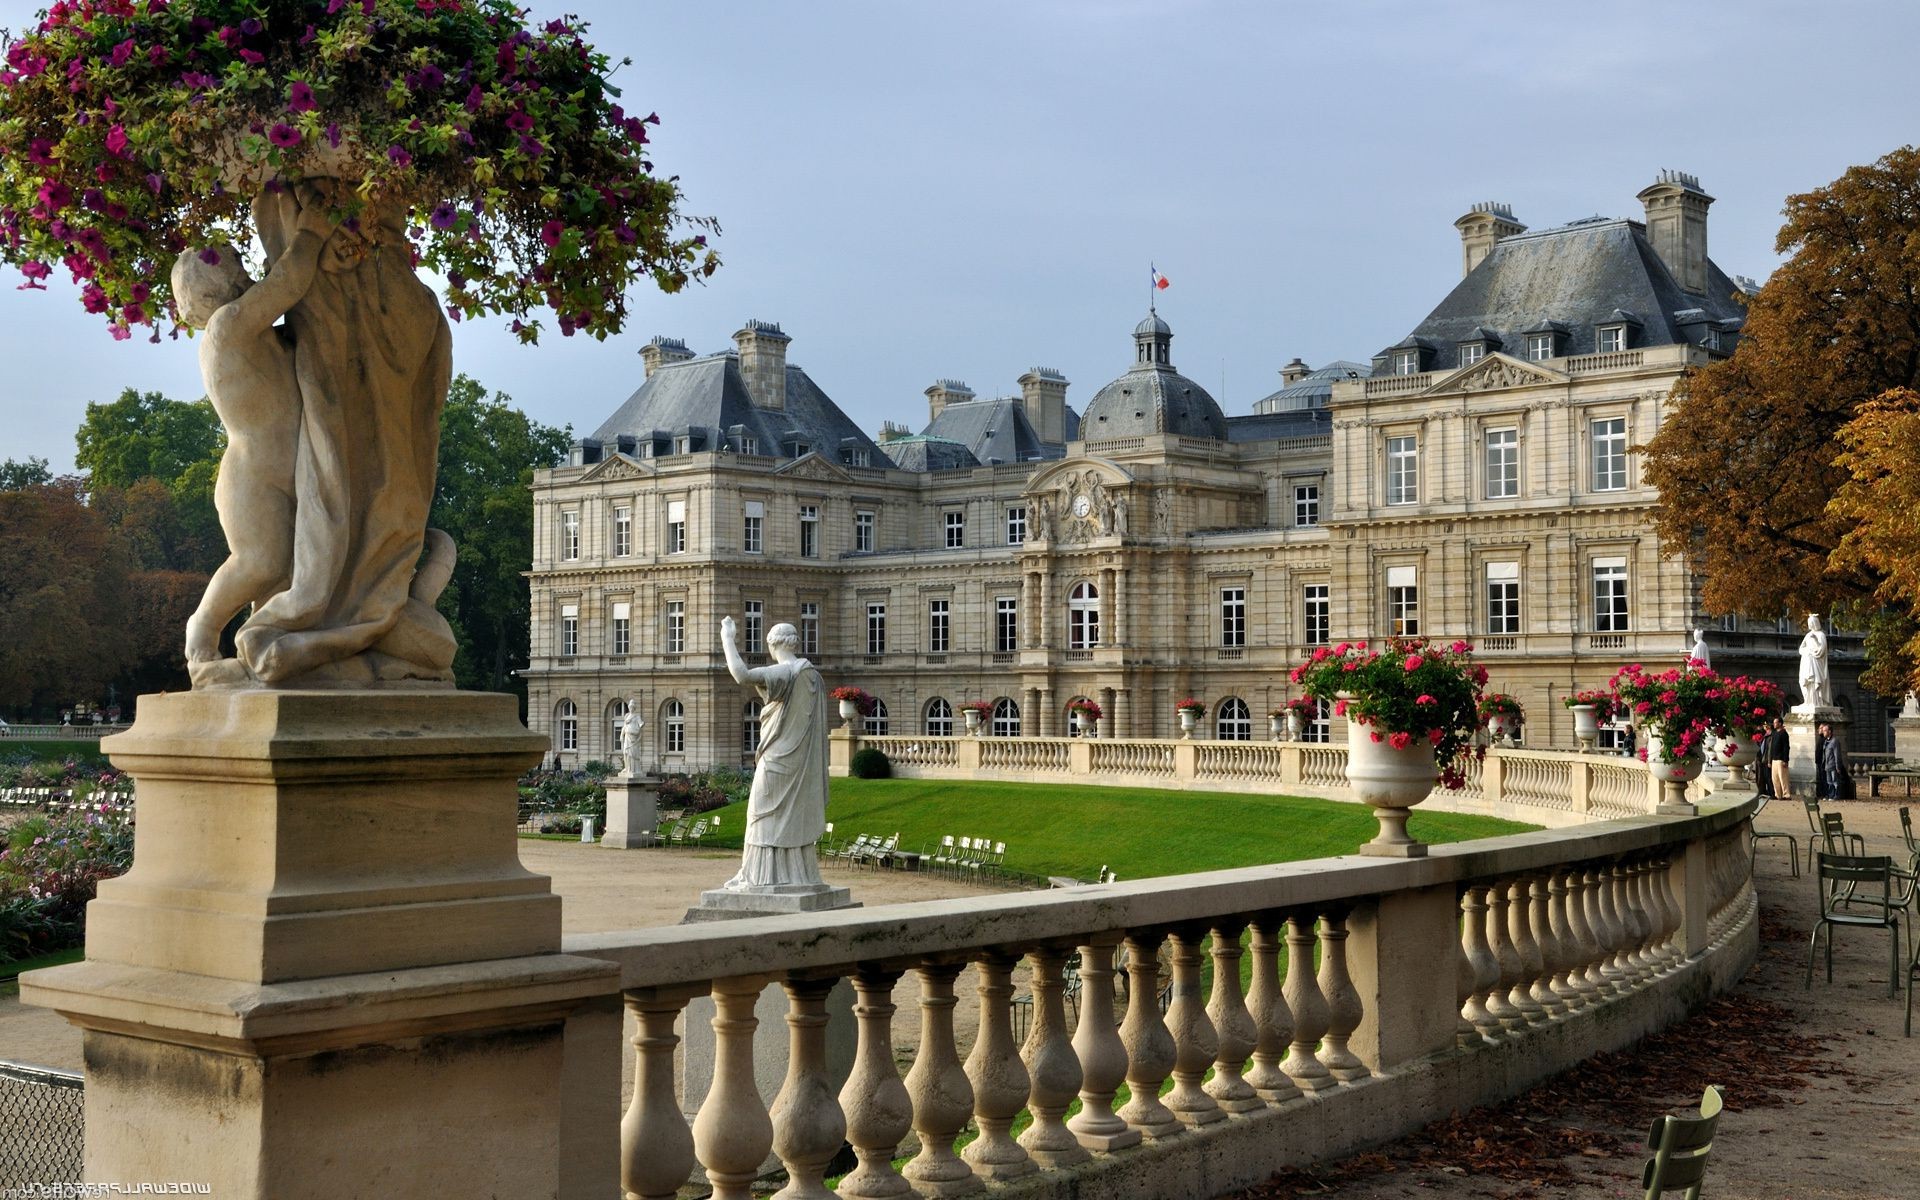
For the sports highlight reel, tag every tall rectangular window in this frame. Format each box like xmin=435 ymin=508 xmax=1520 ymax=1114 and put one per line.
xmin=559 ymin=603 xmax=578 ymax=656
xmin=1597 ymin=325 xmax=1626 ymax=353
xmin=1459 ymin=342 xmax=1485 ymax=366
xmin=611 ymin=506 xmax=631 ymax=557
xmin=944 ymin=510 xmax=965 ymax=549
xmin=1387 ymin=565 xmax=1419 ymax=636
xmin=1303 ymin=584 xmax=1329 ymax=646
xmin=1220 ymin=586 xmax=1246 ymax=647
xmin=1385 ymin=435 xmax=1418 ymax=505
xmin=1591 ymin=417 xmax=1628 ymax=491
xmin=866 ymin=602 xmax=886 ymax=655
xmin=666 ymin=500 xmax=686 ymax=554
xmin=1593 ymin=557 xmax=1630 ymax=632
xmin=1006 ymin=506 xmax=1028 ymax=545
xmin=1484 ymin=428 xmax=1519 ymax=499
xmin=744 ymin=600 xmax=763 ymax=653
xmin=743 ymin=501 xmax=763 ymax=554
xmin=611 ymin=601 xmax=631 ymax=655
xmin=996 ymin=596 xmax=1018 ymax=652
xmin=1393 ymin=349 xmax=1420 ymax=376
xmin=1527 ymin=333 xmax=1556 ymax=361
xmin=664 ymin=599 xmax=685 ymax=653
xmin=799 ymin=505 xmax=819 ymax=558
xmin=1485 ymin=562 xmax=1520 ymax=635
xmin=928 ymin=599 xmax=950 ymax=652
xmin=1293 ymin=484 xmax=1319 ymax=527
xmin=800 ymin=602 xmax=820 ymax=656
xmin=560 ymin=511 xmax=580 ymax=561
xmin=854 ymin=510 xmax=875 ymax=553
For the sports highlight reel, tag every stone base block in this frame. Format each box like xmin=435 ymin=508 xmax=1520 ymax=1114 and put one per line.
xmin=602 ymin=775 xmax=660 ymax=848
xmin=1359 ymin=842 xmax=1429 ymax=858
xmin=684 ymin=884 xmax=858 ymax=922
xmin=1788 ymin=706 xmax=1847 ymax=794
xmin=1657 ymin=801 xmax=1700 ymax=815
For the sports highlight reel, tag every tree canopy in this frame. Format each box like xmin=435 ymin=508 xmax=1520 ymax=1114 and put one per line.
xmin=0 ymin=456 xmax=51 ymax=489
xmin=1643 ymin=146 xmax=1920 ymax=624
xmin=0 ymin=479 xmax=134 ymax=711
xmin=0 ymin=0 xmax=717 ymax=342
xmin=74 ymin=388 xmax=223 ymax=489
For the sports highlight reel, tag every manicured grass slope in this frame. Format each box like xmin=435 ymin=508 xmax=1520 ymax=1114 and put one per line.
xmin=0 ymin=740 xmax=110 ymax=766
xmin=705 ymin=777 xmax=1534 ymax=882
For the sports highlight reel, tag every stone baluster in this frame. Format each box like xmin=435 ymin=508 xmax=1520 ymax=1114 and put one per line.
xmin=1545 ymin=873 xmax=1585 ymax=1013
xmin=1068 ymin=936 xmax=1142 ymax=1151
xmin=962 ymin=950 xmax=1034 ymax=1180
xmin=1204 ymin=921 xmax=1262 ymax=1114
xmin=1588 ymin=865 xmax=1626 ymax=994
xmin=1610 ymin=863 xmax=1647 ymax=984
xmin=838 ymin=966 xmax=913 ymax=1199
xmin=1459 ymin=886 xmax=1502 ymax=1042
xmin=1656 ymin=856 xmax=1685 ymax=966
xmin=1617 ymin=862 xmax=1652 ymax=978
xmin=1281 ymin=913 xmax=1335 ymax=1091
xmin=1561 ymin=869 xmax=1602 ymax=1007
xmin=903 ymin=961 xmax=981 ymax=1196
xmin=620 ymin=988 xmax=698 ymax=1200
xmin=770 ymin=976 xmax=847 ymax=1200
xmin=1019 ymin=946 xmax=1090 ymax=1167
xmin=1164 ymin=927 xmax=1226 ymax=1125
xmin=1483 ymin=882 xmax=1527 ymax=1032
xmin=1527 ymin=878 xmax=1565 ymax=1018
xmin=1242 ymin=916 xmax=1301 ymax=1103
xmin=1117 ymin=931 xmax=1181 ymax=1138
xmin=1315 ymin=909 xmax=1369 ymax=1080
xmin=1647 ymin=857 xmax=1679 ymax=972
xmin=692 ymin=977 xmax=775 ymax=1200
xmin=1504 ymin=880 xmax=1548 ymax=1025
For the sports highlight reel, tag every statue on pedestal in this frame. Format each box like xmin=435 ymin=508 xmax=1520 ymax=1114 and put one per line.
xmin=1795 ymin=613 xmax=1833 ymax=713
xmin=718 ymin=616 xmax=830 ymax=893
xmin=617 ymin=701 xmax=646 ymax=778
xmin=1688 ymin=629 xmax=1711 ymax=670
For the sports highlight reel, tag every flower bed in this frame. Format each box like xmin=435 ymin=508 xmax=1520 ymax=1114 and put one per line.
xmin=0 ymin=803 xmax=133 ymax=964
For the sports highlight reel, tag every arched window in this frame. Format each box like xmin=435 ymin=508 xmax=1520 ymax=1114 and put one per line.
xmin=606 ymin=698 xmax=628 ymax=754
xmin=1216 ymin=697 xmax=1251 ymax=741
xmin=1068 ymin=580 xmax=1100 ymax=649
xmin=991 ymin=697 xmax=1021 ymax=738
xmin=924 ymin=698 xmax=953 ymax=737
xmin=555 ymin=698 xmax=578 ymax=751
xmin=661 ymin=699 xmax=685 ymax=755
xmin=743 ymin=699 xmax=763 ymax=756
xmin=864 ymin=698 xmax=890 ymax=736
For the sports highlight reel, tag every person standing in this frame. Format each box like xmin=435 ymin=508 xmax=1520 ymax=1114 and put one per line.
xmin=1767 ymin=717 xmax=1792 ymax=798
xmin=1755 ymin=718 xmax=1776 ymax=798
xmin=1817 ymin=721 xmax=1852 ymax=801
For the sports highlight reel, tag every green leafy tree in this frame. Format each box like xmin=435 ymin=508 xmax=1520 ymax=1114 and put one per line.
xmin=431 ymin=376 xmax=568 ymax=697
xmin=0 ymin=480 xmax=134 ymax=712
xmin=74 ymin=389 xmax=224 ymax=491
xmin=0 ymin=456 xmax=51 ymax=490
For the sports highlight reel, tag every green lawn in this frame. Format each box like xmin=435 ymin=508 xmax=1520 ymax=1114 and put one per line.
xmin=696 ymin=777 xmax=1534 ymax=881
xmin=0 ymin=739 xmax=111 ymax=766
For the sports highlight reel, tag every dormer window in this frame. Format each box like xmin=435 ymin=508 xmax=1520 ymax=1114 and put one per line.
xmin=1392 ymin=350 xmax=1421 ymax=376
xmin=738 ymin=436 xmax=757 ymax=455
xmin=1596 ymin=325 xmax=1627 ymax=354
xmin=1459 ymin=342 xmax=1486 ymax=366
xmin=674 ymin=436 xmax=692 ymax=455
xmin=1526 ymin=333 xmax=1557 ymax=362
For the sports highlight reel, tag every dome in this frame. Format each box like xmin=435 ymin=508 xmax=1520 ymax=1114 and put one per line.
xmin=1134 ymin=311 xmax=1171 ymax=337
xmin=1080 ymin=313 xmax=1229 ymax=440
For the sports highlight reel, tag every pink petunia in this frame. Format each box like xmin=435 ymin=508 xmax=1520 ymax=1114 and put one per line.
xmin=104 ymin=125 xmax=129 ymax=157
xmin=1415 ymin=694 xmax=1435 ymax=705
xmin=539 ymin=219 xmax=564 ymax=247
xmin=1403 ymin=654 xmax=1424 ymax=671
xmin=268 ymin=123 xmax=302 ymax=148
xmin=1333 ymin=699 xmax=1348 ymax=717
xmin=288 ymin=81 xmax=316 ymax=112
xmin=1388 ymin=731 xmax=1412 ymax=750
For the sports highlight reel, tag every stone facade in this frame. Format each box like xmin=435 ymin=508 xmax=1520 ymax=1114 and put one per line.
xmin=526 ymin=175 xmax=1880 ymax=771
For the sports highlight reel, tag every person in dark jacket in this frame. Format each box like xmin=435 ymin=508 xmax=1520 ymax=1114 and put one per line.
xmin=1755 ymin=719 xmax=1776 ymax=797
xmin=1767 ymin=718 xmax=1792 ymax=798
xmin=1817 ymin=721 xmax=1853 ymax=801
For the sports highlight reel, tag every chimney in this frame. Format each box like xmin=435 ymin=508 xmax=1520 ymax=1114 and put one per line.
xmin=876 ymin=420 xmax=911 ymax=444
xmin=1280 ymin=357 xmax=1311 ymax=386
xmin=732 ymin=319 xmax=791 ymax=411
xmin=1016 ymin=366 xmax=1070 ymax=445
xmin=1453 ymin=202 xmax=1526 ymax=277
xmin=639 ymin=335 xmax=693 ymax=378
xmin=925 ymin=378 xmax=974 ymax=424
xmin=1637 ymin=170 xmax=1714 ymax=296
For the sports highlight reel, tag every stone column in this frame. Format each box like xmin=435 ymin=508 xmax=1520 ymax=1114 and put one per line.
xmin=1112 ymin=566 xmax=1128 ymax=647
xmin=1115 ymin=687 xmax=1131 ymax=739
xmin=22 ymin=690 xmax=620 ymax=1199
xmin=1099 ymin=687 xmax=1117 ymax=740
xmin=1039 ymin=574 xmax=1055 ymax=648
xmin=1030 ymin=687 xmax=1048 ymax=738
xmin=1099 ymin=567 xmax=1115 ymax=647
xmin=1788 ymin=706 xmax=1846 ymax=795
xmin=1023 ymin=573 xmax=1040 ymax=649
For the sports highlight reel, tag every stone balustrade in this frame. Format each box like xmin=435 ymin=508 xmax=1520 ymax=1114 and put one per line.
xmin=842 ymin=735 xmax=1678 ymax=827
xmin=571 ymin=801 xmax=1757 ymax=1199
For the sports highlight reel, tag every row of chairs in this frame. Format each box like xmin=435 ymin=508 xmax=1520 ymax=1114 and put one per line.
xmin=1796 ymin=794 xmax=1920 ymax=1035
xmin=662 ymin=815 xmax=720 ymax=846
xmin=923 ymin=835 xmax=1007 ymax=878
xmin=826 ymin=831 xmax=900 ymax=868
xmin=0 ymin=786 xmax=132 ymax=811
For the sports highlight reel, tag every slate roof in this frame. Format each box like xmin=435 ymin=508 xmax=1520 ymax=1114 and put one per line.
xmin=1226 ymin=407 xmax=1334 ymax=443
xmin=587 ymin=353 xmax=884 ymax=464
xmin=1251 ymin=360 xmax=1373 ymax=415
xmin=1386 ymin=218 xmax=1748 ymax=371
xmin=879 ymin=435 xmax=980 ymax=472
xmin=920 ymin=396 xmax=1069 ymax=465
xmin=1080 ymin=316 xmax=1231 ymax=440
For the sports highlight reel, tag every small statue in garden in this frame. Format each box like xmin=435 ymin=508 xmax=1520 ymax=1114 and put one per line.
xmin=718 ymin=616 xmax=830 ymax=892
xmin=1688 ymin=629 xmax=1711 ymax=670
xmin=617 ymin=701 xmax=646 ymax=777
xmin=1796 ymin=613 xmax=1832 ymax=712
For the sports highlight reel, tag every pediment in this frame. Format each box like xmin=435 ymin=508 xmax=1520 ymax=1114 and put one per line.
xmin=579 ymin=453 xmax=655 ymax=483
xmin=1429 ymin=352 xmax=1564 ymax=394
xmin=773 ymin=451 xmax=852 ymax=483
xmin=1022 ymin=455 xmax=1133 ymax=498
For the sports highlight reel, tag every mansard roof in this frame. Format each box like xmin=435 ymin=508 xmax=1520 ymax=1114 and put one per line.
xmin=1250 ymin=360 xmax=1372 ymax=414
xmin=1396 ymin=217 xmax=1748 ymax=372
xmin=588 ymin=353 xmax=883 ymax=462
xmin=920 ymin=395 xmax=1071 ymax=465
xmin=880 ymin=435 xmax=980 ymax=472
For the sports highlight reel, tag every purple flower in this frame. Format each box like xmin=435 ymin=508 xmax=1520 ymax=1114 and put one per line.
xmin=26 ymin=139 xmax=55 ymax=166
xmin=298 ymin=24 xmax=316 ymax=46
xmin=238 ymin=49 xmax=265 ymax=65
xmin=268 ymin=124 xmax=302 ymax=148
xmin=241 ymin=18 xmax=263 ymax=36
xmin=148 ymin=44 xmax=168 ymax=67
xmin=417 ymin=64 xmax=444 ymax=90
xmin=464 ymin=84 xmax=483 ymax=111
xmin=218 ymin=26 xmax=242 ymax=49
xmin=505 ymin=110 xmax=533 ymax=133
xmin=109 ymin=38 xmax=135 ymax=68
xmin=199 ymin=247 xmax=223 ymax=265
xmin=387 ymin=145 xmax=412 ymax=166
xmin=324 ymin=122 xmax=342 ymax=148
xmin=429 ymin=202 xmax=458 ymax=230
xmin=36 ymin=181 xmax=73 ymax=211
xmin=145 ymin=172 xmax=165 ymax=195
xmin=104 ymin=125 xmax=129 ymax=157
xmin=179 ymin=71 xmax=217 ymax=91
xmin=17 ymin=261 xmax=49 ymax=290
xmin=288 ymin=81 xmax=316 ymax=112
xmin=517 ymin=135 xmax=544 ymax=158
xmin=539 ymin=219 xmax=564 ymax=247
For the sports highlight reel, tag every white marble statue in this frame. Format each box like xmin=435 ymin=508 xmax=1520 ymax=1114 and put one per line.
xmin=718 ymin=616 xmax=829 ymax=891
xmin=1688 ymin=629 xmax=1711 ymax=670
xmin=179 ymin=181 xmax=458 ymax=689
xmin=1796 ymin=613 xmax=1833 ymax=712
xmin=617 ymin=701 xmax=645 ymax=776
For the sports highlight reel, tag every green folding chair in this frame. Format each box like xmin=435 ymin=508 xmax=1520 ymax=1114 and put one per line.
xmin=1748 ymin=794 xmax=1798 ymax=877
xmin=1806 ymin=853 xmax=1909 ymax=997
xmin=1640 ymin=1085 xmax=1724 ymax=1199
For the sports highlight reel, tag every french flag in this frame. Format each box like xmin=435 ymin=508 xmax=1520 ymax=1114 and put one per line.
xmin=1151 ymin=265 xmax=1170 ymax=290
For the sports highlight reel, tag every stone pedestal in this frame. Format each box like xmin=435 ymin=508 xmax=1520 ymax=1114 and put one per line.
xmin=685 ymin=882 xmax=858 ymax=921
xmin=21 ymin=689 xmax=621 ymax=1200
xmin=602 ymin=773 xmax=660 ymax=848
xmin=1894 ymin=696 xmax=1920 ymax=764
xmin=1788 ymin=706 xmax=1847 ymax=795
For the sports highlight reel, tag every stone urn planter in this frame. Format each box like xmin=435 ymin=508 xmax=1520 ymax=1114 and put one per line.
xmin=1714 ymin=734 xmax=1758 ymax=787
xmin=1072 ymin=711 xmax=1091 ymax=736
xmin=1645 ymin=730 xmax=1705 ymax=811
xmin=1269 ymin=714 xmax=1286 ymax=740
xmin=1345 ymin=720 xmax=1438 ymax=858
xmin=1570 ymin=704 xmax=1600 ymax=752
xmin=1177 ymin=709 xmax=1200 ymax=738
xmin=1285 ymin=710 xmax=1305 ymax=741
xmin=839 ymin=699 xmax=861 ymax=722
xmin=1487 ymin=713 xmax=1512 ymax=744
xmin=962 ymin=708 xmax=984 ymax=737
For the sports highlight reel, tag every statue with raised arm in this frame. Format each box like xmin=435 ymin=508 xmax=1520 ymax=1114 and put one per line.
xmin=717 ymin=615 xmax=832 ymax=893
xmin=1796 ymin=613 xmax=1833 ymax=712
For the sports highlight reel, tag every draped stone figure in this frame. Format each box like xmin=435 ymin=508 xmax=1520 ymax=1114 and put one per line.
xmin=719 ymin=616 xmax=830 ymax=891
xmin=1795 ymin=613 xmax=1832 ymax=712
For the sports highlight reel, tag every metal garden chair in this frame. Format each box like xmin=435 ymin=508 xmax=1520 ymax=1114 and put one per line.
xmin=1639 ymin=1085 xmax=1724 ymax=1199
xmin=1806 ymin=853 xmax=1910 ymax=997
xmin=1748 ymin=793 xmax=1797 ymax=878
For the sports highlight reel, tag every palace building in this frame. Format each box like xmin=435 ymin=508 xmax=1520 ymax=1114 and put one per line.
xmin=524 ymin=171 xmax=1878 ymax=770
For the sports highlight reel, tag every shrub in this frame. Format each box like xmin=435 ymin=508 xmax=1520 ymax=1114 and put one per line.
xmin=849 ymin=747 xmax=892 ymax=779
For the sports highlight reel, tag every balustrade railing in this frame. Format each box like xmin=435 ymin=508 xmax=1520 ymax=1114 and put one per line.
xmin=1089 ymin=739 xmax=1175 ymax=777
xmin=574 ymin=803 xmax=1758 ymax=1200
xmin=859 ymin=736 xmax=959 ymax=768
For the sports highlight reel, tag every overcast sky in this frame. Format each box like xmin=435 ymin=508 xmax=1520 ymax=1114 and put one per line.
xmin=3 ymin=0 xmax=1918 ymax=474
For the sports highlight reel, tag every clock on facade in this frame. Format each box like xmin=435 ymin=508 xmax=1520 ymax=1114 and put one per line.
xmin=1071 ymin=494 xmax=1092 ymax=519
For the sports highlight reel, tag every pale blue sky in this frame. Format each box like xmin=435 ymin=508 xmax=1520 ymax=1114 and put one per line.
xmin=3 ymin=0 xmax=1918 ymax=473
